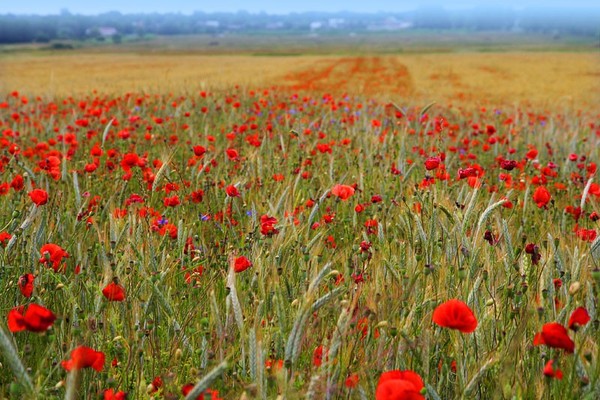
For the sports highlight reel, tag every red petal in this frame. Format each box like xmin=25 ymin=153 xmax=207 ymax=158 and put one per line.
xmin=540 ymin=323 xmax=575 ymax=353
xmin=22 ymin=303 xmax=56 ymax=332
xmin=102 ymin=283 xmax=126 ymax=302
xmin=376 ymin=378 xmax=425 ymax=400
xmin=7 ymin=307 xmax=26 ymax=332
xmin=568 ymin=307 xmax=590 ymax=330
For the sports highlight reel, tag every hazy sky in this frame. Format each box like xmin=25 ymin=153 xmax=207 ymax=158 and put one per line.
xmin=2 ymin=0 xmax=599 ymax=15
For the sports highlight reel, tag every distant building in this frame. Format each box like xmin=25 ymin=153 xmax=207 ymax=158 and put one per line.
xmin=85 ymin=27 xmax=118 ymax=37
xmin=328 ymin=18 xmax=345 ymax=28
xmin=310 ymin=21 xmax=323 ymax=31
xmin=367 ymin=18 xmax=412 ymax=31
xmin=97 ymin=27 xmax=118 ymax=37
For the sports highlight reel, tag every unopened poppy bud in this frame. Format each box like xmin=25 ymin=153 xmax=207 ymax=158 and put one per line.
xmin=175 ymin=348 xmax=183 ymax=360
xmin=328 ymin=270 xmax=341 ymax=278
xmin=375 ymin=321 xmax=388 ymax=329
xmin=568 ymin=281 xmax=581 ymax=295
xmin=56 ymin=283 xmax=64 ymax=290
xmin=55 ymin=380 xmax=65 ymax=389
xmin=146 ymin=384 xmax=155 ymax=394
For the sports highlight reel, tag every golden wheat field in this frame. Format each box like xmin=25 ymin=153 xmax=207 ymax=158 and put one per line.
xmin=1 ymin=50 xmax=599 ymax=109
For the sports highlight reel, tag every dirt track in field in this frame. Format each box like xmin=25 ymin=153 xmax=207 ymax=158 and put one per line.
xmin=1 ymin=51 xmax=598 ymax=108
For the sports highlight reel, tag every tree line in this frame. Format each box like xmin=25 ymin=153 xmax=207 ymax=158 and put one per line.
xmin=0 ymin=7 xmax=598 ymax=45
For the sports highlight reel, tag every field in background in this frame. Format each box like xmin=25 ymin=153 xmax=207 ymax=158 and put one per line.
xmin=1 ymin=34 xmax=599 ymax=109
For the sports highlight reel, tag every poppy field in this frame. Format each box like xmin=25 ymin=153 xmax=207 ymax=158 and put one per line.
xmin=0 ymin=59 xmax=599 ymax=399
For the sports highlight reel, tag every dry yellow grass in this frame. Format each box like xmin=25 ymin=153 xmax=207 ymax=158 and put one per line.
xmin=1 ymin=51 xmax=598 ymax=109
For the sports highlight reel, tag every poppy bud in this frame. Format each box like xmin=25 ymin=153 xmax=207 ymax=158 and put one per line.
xmin=568 ymin=281 xmax=581 ymax=295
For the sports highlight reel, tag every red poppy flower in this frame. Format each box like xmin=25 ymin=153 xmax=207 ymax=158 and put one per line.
xmin=121 ymin=153 xmax=143 ymax=171
xmin=150 ymin=376 xmax=163 ymax=393
xmin=532 ymin=186 xmax=551 ymax=208
xmin=39 ymin=243 xmax=69 ymax=272
xmin=163 ymin=195 xmax=180 ymax=207
xmin=18 ymin=273 xmax=35 ymax=297
xmin=424 ymin=157 xmax=441 ymax=171
xmin=313 ymin=345 xmax=326 ymax=367
xmin=10 ymin=174 xmax=24 ymax=191
xmin=345 ymin=373 xmax=359 ymax=388
xmin=234 ymin=256 xmax=252 ymax=273
xmin=29 ymin=189 xmax=48 ymax=206
xmin=61 ymin=346 xmax=105 ymax=372
xmin=102 ymin=282 xmax=126 ymax=302
xmin=458 ymin=167 xmax=477 ymax=179
xmin=193 ymin=145 xmax=206 ymax=157
xmin=226 ymin=148 xmax=239 ymax=161
xmin=103 ymin=388 xmax=127 ymax=400
xmin=0 ymin=231 xmax=12 ymax=246
xmin=371 ymin=194 xmax=383 ymax=203
xmin=568 ymin=307 xmax=590 ymax=331
xmin=181 ymin=384 xmax=195 ymax=398
xmin=525 ymin=148 xmax=538 ymax=160
xmin=7 ymin=304 xmax=56 ymax=333
xmin=543 ymin=360 xmax=563 ymax=380
xmin=182 ymin=384 xmax=222 ymax=400
xmin=533 ymin=322 xmax=574 ymax=353
xmin=500 ymin=159 xmax=517 ymax=171
xmin=190 ymin=190 xmax=204 ymax=203
xmin=225 ymin=185 xmax=240 ymax=197
xmin=260 ymin=214 xmax=279 ymax=236
xmin=432 ymin=299 xmax=478 ymax=333
xmin=376 ymin=370 xmax=425 ymax=400
xmin=331 ymin=184 xmax=355 ymax=200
